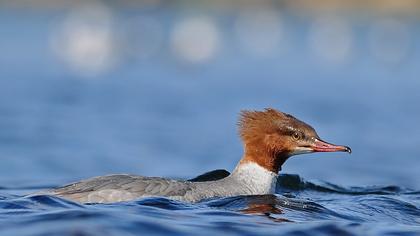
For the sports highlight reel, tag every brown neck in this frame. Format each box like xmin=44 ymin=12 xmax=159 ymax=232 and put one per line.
xmin=239 ymin=143 xmax=289 ymax=173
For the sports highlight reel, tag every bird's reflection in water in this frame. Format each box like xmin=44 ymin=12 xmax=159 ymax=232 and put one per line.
xmin=238 ymin=195 xmax=292 ymax=222
xmin=205 ymin=194 xmax=292 ymax=222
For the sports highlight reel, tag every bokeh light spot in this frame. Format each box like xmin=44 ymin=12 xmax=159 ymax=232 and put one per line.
xmin=369 ymin=18 xmax=411 ymax=65
xmin=49 ymin=3 xmax=117 ymax=77
xmin=309 ymin=16 xmax=353 ymax=65
xmin=171 ymin=16 xmax=220 ymax=63
xmin=235 ymin=7 xmax=286 ymax=57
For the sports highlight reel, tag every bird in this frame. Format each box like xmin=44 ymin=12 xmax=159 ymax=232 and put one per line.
xmin=41 ymin=108 xmax=351 ymax=204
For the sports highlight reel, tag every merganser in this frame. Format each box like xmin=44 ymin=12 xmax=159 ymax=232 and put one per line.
xmin=43 ymin=108 xmax=351 ymax=203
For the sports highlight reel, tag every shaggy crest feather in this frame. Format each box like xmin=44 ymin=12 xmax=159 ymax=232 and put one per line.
xmin=239 ymin=108 xmax=292 ymax=141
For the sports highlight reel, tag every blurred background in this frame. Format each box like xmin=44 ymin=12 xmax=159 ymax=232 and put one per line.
xmin=0 ymin=0 xmax=419 ymax=189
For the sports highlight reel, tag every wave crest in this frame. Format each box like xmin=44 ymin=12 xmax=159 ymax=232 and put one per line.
xmin=276 ymin=174 xmax=411 ymax=195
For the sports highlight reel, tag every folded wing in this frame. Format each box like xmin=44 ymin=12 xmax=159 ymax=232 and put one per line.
xmin=51 ymin=174 xmax=192 ymax=203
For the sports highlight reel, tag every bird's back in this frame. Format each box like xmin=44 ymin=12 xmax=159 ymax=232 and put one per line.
xmin=49 ymin=174 xmax=193 ymax=203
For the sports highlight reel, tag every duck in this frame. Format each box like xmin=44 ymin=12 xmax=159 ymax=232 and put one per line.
xmin=42 ymin=108 xmax=351 ymax=203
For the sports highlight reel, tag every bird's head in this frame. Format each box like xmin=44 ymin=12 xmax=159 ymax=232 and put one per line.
xmin=238 ymin=108 xmax=351 ymax=173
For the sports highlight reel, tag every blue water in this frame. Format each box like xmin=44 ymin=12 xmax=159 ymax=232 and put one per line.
xmin=1 ymin=7 xmax=420 ymax=236
xmin=1 ymin=176 xmax=419 ymax=235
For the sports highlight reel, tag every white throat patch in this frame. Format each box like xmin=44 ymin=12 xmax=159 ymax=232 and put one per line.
xmin=232 ymin=162 xmax=278 ymax=195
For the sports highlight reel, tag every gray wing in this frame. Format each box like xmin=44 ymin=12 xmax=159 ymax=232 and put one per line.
xmin=50 ymin=174 xmax=192 ymax=203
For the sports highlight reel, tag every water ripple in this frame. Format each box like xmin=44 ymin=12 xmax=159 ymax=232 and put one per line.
xmin=1 ymin=176 xmax=420 ymax=236
xmin=277 ymin=174 xmax=411 ymax=195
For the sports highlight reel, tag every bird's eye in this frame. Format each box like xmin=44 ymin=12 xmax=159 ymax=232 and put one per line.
xmin=292 ymin=132 xmax=301 ymax=141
